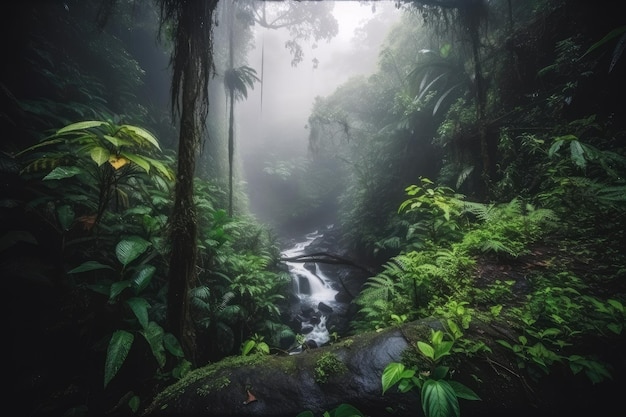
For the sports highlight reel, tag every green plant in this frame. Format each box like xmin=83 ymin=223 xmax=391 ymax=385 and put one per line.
xmin=314 ymin=352 xmax=348 ymax=384
xmin=460 ymin=198 xmax=558 ymax=258
xmin=68 ymin=235 xmax=188 ymax=390
xmin=382 ymin=329 xmax=480 ymax=417
xmin=398 ymin=177 xmax=465 ymax=248
xmin=18 ymin=119 xmax=173 ymax=230
xmin=241 ymin=333 xmax=270 ymax=356
xmin=496 ymin=278 xmax=618 ymax=384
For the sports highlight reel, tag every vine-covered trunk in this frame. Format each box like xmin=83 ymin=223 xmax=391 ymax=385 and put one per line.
xmin=167 ymin=61 xmax=199 ymax=363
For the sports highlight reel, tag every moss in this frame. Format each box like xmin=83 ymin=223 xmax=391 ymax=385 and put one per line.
xmin=143 ymin=354 xmax=263 ymax=413
xmin=195 ymin=376 xmax=231 ymax=396
xmin=341 ymin=338 xmax=354 ymax=348
xmin=314 ymin=352 xmax=348 ymax=384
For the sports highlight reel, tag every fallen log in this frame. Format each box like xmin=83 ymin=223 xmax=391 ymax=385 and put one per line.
xmin=141 ymin=317 xmax=625 ymax=417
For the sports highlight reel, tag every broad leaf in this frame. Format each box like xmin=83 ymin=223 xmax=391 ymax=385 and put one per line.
xmin=115 ymin=236 xmax=151 ymax=266
xmin=140 ymin=321 xmax=166 ymax=367
xmin=110 ymin=280 xmax=131 ymax=300
xmin=381 ymin=362 xmax=406 ymax=394
xmin=121 ymin=125 xmax=161 ymax=150
xmin=121 ymin=151 xmax=151 ymax=173
xmin=56 ymin=204 xmax=75 ymax=231
xmin=449 ymin=380 xmax=481 ymax=401
xmin=68 ymin=260 xmax=114 ymax=274
xmin=131 ymin=264 xmax=156 ymax=294
xmin=421 ymin=379 xmax=460 ymax=417
xmin=56 ymin=120 xmax=106 ymax=134
xmin=90 ymin=146 xmax=110 ymax=166
xmin=126 ymin=297 xmax=151 ymax=330
xmin=331 ymin=403 xmax=365 ymax=417
xmin=163 ymin=333 xmax=185 ymax=358
xmin=417 ymin=341 xmax=435 ymax=360
xmin=569 ymin=140 xmax=586 ymax=168
xmin=104 ymin=330 xmax=134 ymax=388
xmin=43 ymin=166 xmax=82 ymax=180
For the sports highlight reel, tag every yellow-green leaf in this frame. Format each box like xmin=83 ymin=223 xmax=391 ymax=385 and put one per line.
xmin=121 ymin=125 xmax=161 ymax=150
xmin=90 ymin=146 xmax=110 ymax=166
xmin=57 ymin=120 xmax=106 ymax=135
xmin=121 ymin=152 xmax=151 ymax=174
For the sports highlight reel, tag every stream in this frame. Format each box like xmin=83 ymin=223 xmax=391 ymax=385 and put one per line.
xmin=281 ymin=227 xmax=346 ymax=348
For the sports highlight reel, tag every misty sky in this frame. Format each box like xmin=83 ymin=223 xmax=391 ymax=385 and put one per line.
xmin=237 ymin=1 xmax=402 ymax=161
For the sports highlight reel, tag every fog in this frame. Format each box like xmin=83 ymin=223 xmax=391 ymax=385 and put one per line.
xmin=235 ymin=1 xmax=402 ymax=231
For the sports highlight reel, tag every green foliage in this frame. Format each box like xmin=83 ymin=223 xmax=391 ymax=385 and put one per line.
xmin=314 ymin=352 xmax=348 ymax=384
xmin=352 ymin=245 xmax=476 ymax=332
xmin=17 ymin=119 xmax=174 ymax=233
xmin=224 ymin=65 xmax=260 ymax=101
xmin=496 ymin=272 xmax=622 ymax=384
xmin=382 ymin=329 xmax=480 ymax=417
xmin=459 ymin=199 xmax=558 ymax=258
xmin=398 ymin=177 xmax=465 ymax=248
xmin=241 ymin=333 xmax=270 ymax=356
xmin=580 ymin=25 xmax=626 ymax=73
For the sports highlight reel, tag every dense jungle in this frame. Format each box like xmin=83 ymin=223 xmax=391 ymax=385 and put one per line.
xmin=2 ymin=1 xmax=626 ymax=417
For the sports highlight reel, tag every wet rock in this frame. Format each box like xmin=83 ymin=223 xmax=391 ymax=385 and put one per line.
xmin=318 ymin=302 xmax=333 ymax=314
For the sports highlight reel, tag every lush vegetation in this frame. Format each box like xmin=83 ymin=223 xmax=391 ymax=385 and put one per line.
xmin=1 ymin=1 xmax=625 ymax=417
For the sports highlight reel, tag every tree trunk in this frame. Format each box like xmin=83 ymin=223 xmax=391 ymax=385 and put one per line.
xmin=227 ymin=0 xmax=235 ymax=217
xmin=166 ymin=61 xmax=199 ymax=363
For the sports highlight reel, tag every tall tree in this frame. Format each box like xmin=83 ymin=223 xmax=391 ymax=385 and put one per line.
xmin=224 ymin=1 xmax=260 ymax=217
xmin=156 ymin=0 xmax=219 ymax=363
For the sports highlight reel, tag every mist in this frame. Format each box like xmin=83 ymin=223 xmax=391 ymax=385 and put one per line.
xmin=235 ymin=0 xmax=402 ymax=235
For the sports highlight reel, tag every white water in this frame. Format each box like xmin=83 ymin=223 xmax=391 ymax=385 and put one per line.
xmin=282 ymin=228 xmax=339 ymax=346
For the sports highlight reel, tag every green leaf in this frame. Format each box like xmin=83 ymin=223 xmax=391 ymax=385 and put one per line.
xmin=163 ymin=333 xmax=185 ymax=358
xmin=449 ymin=380 xmax=481 ymax=401
xmin=417 ymin=341 xmax=435 ymax=360
xmin=121 ymin=125 xmax=161 ymax=150
xmin=90 ymin=146 xmax=110 ymax=166
xmin=331 ymin=403 xmax=365 ymax=417
xmin=607 ymin=299 xmax=624 ymax=313
xmin=140 ymin=322 xmax=166 ymax=368
xmin=241 ymin=339 xmax=255 ymax=356
xmin=43 ymin=166 xmax=82 ymax=180
xmin=126 ymin=297 xmax=151 ymax=330
xmin=432 ymin=365 xmax=449 ymax=380
xmin=68 ymin=260 xmax=114 ymax=274
xmin=56 ymin=204 xmax=75 ymax=231
xmin=103 ymin=134 xmax=131 ymax=148
xmin=381 ymin=362 xmax=406 ymax=394
xmin=581 ymin=26 xmax=626 ymax=58
xmin=421 ymin=379 xmax=460 ymax=417
xmin=131 ymin=264 xmax=156 ymax=293
xmin=110 ymin=280 xmax=131 ymax=300
xmin=104 ymin=330 xmax=134 ymax=388
xmin=570 ymin=140 xmax=586 ymax=168
xmin=57 ymin=120 xmax=106 ymax=135
xmin=121 ymin=151 xmax=151 ymax=174
xmin=129 ymin=395 xmax=141 ymax=413
xmin=115 ymin=236 xmax=151 ymax=266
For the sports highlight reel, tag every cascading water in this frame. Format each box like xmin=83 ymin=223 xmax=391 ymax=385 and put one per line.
xmin=282 ymin=228 xmax=341 ymax=348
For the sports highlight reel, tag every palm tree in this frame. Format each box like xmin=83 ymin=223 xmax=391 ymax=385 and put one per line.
xmin=224 ymin=65 xmax=259 ymax=216
xmin=224 ymin=1 xmax=260 ymax=217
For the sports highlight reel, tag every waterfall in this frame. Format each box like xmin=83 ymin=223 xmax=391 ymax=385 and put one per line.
xmin=282 ymin=228 xmax=339 ymax=347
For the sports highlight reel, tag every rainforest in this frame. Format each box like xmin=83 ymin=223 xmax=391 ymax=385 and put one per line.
xmin=2 ymin=1 xmax=625 ymax=417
